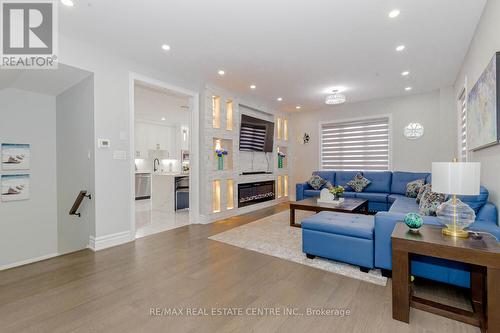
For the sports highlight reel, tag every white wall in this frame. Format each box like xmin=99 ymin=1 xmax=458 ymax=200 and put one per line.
xmin=0 ymin=89 xmax=58 ymax=267
xmin=58 ymin=35 xmax=200 ymax=241
xmin=454 ymin=0 xmax=500 ymax=221
xmin=289 ymin=89 xmax=457 ymax=198
xmin=56 ymin=76 xmax=95 ymax=254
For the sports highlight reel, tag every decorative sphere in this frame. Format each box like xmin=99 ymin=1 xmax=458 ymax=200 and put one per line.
xmin=405 ymin=213 xmax=423 ymax=231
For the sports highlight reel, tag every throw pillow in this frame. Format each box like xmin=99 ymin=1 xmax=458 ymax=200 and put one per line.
xmin=346 ymin=173 xmax=371 ymax=193
xmin=307 ymin=175 xmax=327 ymax=190
xmin=406 ymin=179 xmax=425 ymax=198
xmin=419 ymin=189 xmax=445 ymax=216
xmin=416 ymin=184 xmax=431 ymax=204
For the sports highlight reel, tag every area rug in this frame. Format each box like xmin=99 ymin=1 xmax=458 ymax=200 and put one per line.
xmin=208 ymin=210 xmax=387 ymax=286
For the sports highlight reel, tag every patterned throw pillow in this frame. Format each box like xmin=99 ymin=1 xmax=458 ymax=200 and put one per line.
xmin=346 ymin=173 xmax=371 ymax=193
xmin=419 ymin=189 xmax=445 ymax=216
xmin=416 ymin=184 xmax=431 ymax=204
xmin=307 ymin=175 xmax=327 ymax=190
xmin=406 ymin=179 xmax=425 ymax=198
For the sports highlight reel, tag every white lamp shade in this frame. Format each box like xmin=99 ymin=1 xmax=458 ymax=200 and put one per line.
xmin=432 ymin=162 xmax=480 ymax=195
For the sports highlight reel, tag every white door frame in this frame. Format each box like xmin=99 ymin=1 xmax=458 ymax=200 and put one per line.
xmin=128 ymin=72 xmax=200 ymax=239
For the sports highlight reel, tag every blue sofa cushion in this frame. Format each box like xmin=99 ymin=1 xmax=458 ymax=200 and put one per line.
xmin=335 ymin=171 xmax=362 ymax=191
xmin=456 ymin=186 xmax=489 ymax=214
xmin=389 ymin=196 xmax=420 ymax=214
xmin=342 ymin=191 xmax=357 ymax=198
xmin=313 ymin=171 xmax=335 ymax=185
xmin=475 ymin=202 xmax=498 ymax=225
xmin=355 ymin=192 xmax=389 ymax=203
xmin=363 ymin=171 xmax=392 ymax=193
xmin=391 ymin=171 xmax=430 ymax=195
xmin=388 ymin=194 xmax=407 ymax=204
xmin=304 ymin=190 xmax=321 ymax=197
xmin=302 ymin=211 xmax=374 ymax=240
xmin=425 ymin=174 xmax=432 ymax=184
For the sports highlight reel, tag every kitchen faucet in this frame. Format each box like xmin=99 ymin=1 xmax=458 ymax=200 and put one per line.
xmin=153 ymin=158 xmax=160 ymax=172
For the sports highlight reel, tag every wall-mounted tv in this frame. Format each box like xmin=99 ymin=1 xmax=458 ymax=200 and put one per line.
xmin=239 ymin=114 xmax=274 ymax=153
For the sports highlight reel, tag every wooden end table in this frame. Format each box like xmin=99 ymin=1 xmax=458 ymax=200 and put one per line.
xmin=391 ymin=222 xmax=500 ymax=332
xmin=289 ymin=198 xmax=369 ymax=228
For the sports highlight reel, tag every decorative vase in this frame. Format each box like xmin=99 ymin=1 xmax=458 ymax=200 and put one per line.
xmin=404 ymin=213 xmax=423 ymax=233
xmin=278 ymin=156 xmax=283 ymax=168
xmin=217 ymin=156 xmax=223 ymax=170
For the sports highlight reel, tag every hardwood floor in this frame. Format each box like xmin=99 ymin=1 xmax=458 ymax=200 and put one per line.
xmin=0 ymin=203 xmax=479 ymax=332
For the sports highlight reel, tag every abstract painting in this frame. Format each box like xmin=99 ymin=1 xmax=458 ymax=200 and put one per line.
xmin=468 ymin=53 xmax=500 ymax=151
xmin=1 ymin=174 xmax=30 ymax=202
xmin=1 ymin=143 xmax=31 ymax=170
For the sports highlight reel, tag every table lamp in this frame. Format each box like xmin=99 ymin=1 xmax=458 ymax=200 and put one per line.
xmin=432 ymin=161 xmax=481 ymax=238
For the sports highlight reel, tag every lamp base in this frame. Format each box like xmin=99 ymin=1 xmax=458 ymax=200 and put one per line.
xmin=442 ymin=226 xmax=469 ymax=238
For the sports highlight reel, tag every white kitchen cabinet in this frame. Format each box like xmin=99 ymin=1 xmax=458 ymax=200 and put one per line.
xmin=134 ymin=122 xmax=149 ymax=159
xmin=135 ymin=121 xmax=189 ymax=160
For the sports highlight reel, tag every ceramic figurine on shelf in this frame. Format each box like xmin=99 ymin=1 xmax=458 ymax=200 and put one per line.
xmin=277 ymin=151 xmax=286 ymax=169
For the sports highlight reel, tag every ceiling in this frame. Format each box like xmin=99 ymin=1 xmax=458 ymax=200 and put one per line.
xmin=59 ymin=0 xmax=486 ymax=112
xmin=0 ymin=63 xmax=91 ymax=96
xmin=134 ymin=83 xmax=190 ymax=124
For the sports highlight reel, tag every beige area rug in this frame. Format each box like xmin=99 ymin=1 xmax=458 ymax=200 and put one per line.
xmin=209 ymin=210 xmax=388 ymax=286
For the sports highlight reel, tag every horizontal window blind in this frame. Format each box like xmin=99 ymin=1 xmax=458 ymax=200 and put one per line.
xmin=459 ymin=88 xmax=468 ymax=162
xmin=321 ymin=117 xmax=390 ymax=171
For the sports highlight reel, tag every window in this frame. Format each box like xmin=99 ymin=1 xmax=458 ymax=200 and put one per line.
xmin=320 ymin=117 xmax=390 ymax=171
xmin=458 ymin=88 xmax=468 ymax=161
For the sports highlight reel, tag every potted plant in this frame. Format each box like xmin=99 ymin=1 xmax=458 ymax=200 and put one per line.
xmin=329 ymin=185 xmax=345 ymax=201
xmin=215 ymin=145 xmax=228 ymax=170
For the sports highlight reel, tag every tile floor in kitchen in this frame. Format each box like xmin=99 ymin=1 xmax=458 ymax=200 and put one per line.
xmin=135 ymin=199 xmax=190 ymax=238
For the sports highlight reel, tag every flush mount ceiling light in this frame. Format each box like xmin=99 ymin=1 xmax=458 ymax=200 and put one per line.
xmin=396 ymin=45 xmax=406 ymax=52
xmin=218 ymin=70 xmax=225 ymax=76
xmin=161 ymin=44 xmax=171 ymax=51
xmin=250 ymin=85 xmax=256 ymax=89
xmin=401 ymin=71 xmax=410 ymax=76
xmin=325 ymin=90 xmax=347 ymax=105
xmin=61 ymin=0 xmax=74 ymax=6
xmin=388 ymin=9 xmax=400 ymax=18
xmin=277 ymin=97 xmax=283 ymax=102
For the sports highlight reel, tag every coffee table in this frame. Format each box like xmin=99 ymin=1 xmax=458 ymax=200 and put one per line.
xmin=289 ymin=197 xmax=369 ymax=228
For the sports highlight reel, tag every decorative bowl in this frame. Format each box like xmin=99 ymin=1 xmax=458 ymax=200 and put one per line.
xmin=404 ymin=213 xmax=423 ymax=233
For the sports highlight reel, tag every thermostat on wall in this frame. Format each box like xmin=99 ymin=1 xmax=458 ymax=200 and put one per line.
xmin=98 ymin=139 xmax=111 ymax=148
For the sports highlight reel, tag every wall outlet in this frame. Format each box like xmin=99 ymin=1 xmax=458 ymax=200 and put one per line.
xmin=98 ymin=139 xmax=111 ymax=148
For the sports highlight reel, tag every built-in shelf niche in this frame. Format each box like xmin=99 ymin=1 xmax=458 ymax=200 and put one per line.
xmin=284 ymin=175 xmax=289 ymax=197
xmin=227 ymin=179 xmax=234 ymax=210
xmin=226 ymin=100 xmax=233 ymax=131
xmin=212 ymin=95 xmax=221 ymax=129
xmin=277 ymin=146 xmax=288 ymax=169
xmin=283 ymin=119 xmax=288 ymax=141
xmin=213 ymin=180 xmax=221 ymax=213
xmin=277 ymin=117 xmax=283 ymax=140
xmin=213 ymin=138 xmax=233 ymax=171
xmin=277 ymin=176 xmax=283 ymax=198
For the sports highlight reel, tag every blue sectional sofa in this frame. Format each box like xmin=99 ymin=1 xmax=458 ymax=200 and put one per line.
xmin=296 ymin=171 xmax=500 ymax=288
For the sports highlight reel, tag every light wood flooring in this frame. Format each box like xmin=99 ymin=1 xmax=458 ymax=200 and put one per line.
xmin=0 ymin=203 xmax=479 ymax=332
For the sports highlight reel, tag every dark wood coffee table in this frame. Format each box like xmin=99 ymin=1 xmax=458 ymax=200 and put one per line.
xmin=392 ymin=222 xmax=500 ymax=332
xmin=289 ymin=197 xmax=369 ymax=228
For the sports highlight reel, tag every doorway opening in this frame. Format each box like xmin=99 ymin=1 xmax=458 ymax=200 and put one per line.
xmin=129 ymin=75 xmax=199 ymax=239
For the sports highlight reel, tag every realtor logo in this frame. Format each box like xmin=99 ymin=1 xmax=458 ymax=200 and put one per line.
xmin=1 ymin=0 xmax=58 ymax=69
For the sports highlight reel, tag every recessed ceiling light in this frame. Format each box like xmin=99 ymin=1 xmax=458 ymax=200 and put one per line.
xmin=388 ymin=9 xmax=400 ymax=18
xmin=161 ymin=44 xmax=171 ymax=51
xmin=396 ymin=45 xmax=406 ymax=52
xmin=405 ymin=87 xmax=413 ymax=91
xmin=325 ymin=90 xmax=347 ymax=105
xmin=296 ymin=106 xmax=301 ymax=110
xmin=277 ymin=97 xmax=283 ymax=102
xmin=161 ymin=117 xmax=166 ymax=121
xmin=60 ymin=0 xmax=74 ymax=6
xmin=218 ymin=70 xmax=225 ymax=76
xmin=401 ymin=71 xmax=410 ymax=76
xmin=250 ymin=85 xmax=256 ymax=89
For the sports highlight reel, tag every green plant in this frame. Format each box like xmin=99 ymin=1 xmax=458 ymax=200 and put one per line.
xmin=329 ymin=185 xmax=345 ymax=196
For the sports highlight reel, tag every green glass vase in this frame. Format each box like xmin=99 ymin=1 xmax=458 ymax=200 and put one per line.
xmin=217 ymin=156 xmax=224 ymax=170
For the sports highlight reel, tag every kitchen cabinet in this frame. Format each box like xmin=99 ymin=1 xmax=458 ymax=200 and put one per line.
xmin=135 ymin=121 xmax=189 ymax=161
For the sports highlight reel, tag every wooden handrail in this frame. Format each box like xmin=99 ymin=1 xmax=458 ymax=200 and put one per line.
xmin=69 ymin=190 xmax=92 ymax=217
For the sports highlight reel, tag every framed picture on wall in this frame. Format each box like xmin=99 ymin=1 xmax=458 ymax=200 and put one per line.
xmin=1 ymin=143 xmax=31 ymax=170
xmin=1 ymin=174 xmax=30 ymax=202
xmin=467 ymin=52 xmax=500 ymax=151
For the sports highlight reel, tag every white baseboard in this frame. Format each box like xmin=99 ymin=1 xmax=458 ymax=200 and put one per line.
xmin=88 ymin=231 xmax=131 ymax=251
xmin=0 ymin=252 xmax=59 ymax=271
